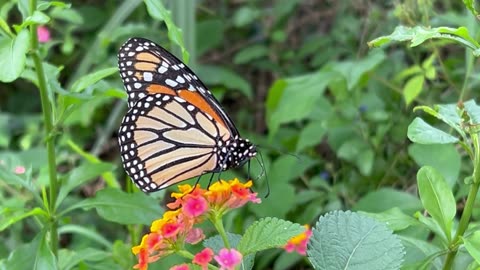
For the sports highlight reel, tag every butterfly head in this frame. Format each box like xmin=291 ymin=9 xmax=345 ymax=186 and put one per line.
xmin=218 ymin=136 xmax=256 ymax=171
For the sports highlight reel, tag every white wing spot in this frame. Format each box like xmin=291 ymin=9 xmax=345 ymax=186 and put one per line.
xmin=134 ymin=83 xmax=142 ymax=89
xmin=144 ymin=72 xmax=153 ymax=81
xmin=165 ymin=79 xmax=178 ymax=87
xmin=158 ymin=66 xmax=168 ymax=73
xmin=187 ymin=105 xmax=195 ymax=111
xmin=175 ymin=75 xmax=185 ymax=84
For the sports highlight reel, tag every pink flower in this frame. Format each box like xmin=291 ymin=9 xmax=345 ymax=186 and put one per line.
xmin=284 ymin=225 xmax=312 ymax=255
xmin=37 ymin=26 xmax=50 ymax=43
xmin=185 ymin=228 xmax=205 ymax=244
xmin=170 ymin=264 xmax=190 ymax=270
xmin=193 ymin=248 xmax=214 ymax=269
xmin=183 ymin=195 xmax=208 ymax=217
xmin=14 ymin=166 xmax=25 ymax=174
xmin=214 ymin=248 xmax=242 ymax=270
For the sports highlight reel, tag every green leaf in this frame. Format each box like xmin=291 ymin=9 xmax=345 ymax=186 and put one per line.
xmin=464 ymin=231 xmax=480 ymax=264
xmin=414 ymin=104 xmax=463 ymax=133
xmin=17 ymin=10 xmax=50 ymax=30
xmin=399 ymin=236 xmax=443 ymax=269
xmin=414 ymin=212 xmax=446 ymax=243
xmin=408 ymin=143 xmax=460 ymax=188
xmin=34 ymin=229 xmax=58 ymax=270
xmin=58 ymin=248 xmax=110 ymax=270
xmin=403 ymin=75 xmax=424 ymax=106
xmin=368 ymin=25 xmax=479 ymax=52
xmin=361 ymin=207 xmax=420 ymax=232
xmin=204 ymin=233 xmax=254 ymax=270
xmin=0 ymin=30 xmax=30 ymax=82
xmin=463 ymin=0 xmax=478 ymax=16
xmin=144 ymin=0 xmax=189 ymax=61
xmin=464 ymin=99 xmax=480 ymax=124
xmin=237 ymin=217 xmax=305 ymax=255
xmin=232 ymin=6 xmax=260 ymax=27
xmin=196 ymin=65 xmax=252 ymax=98
xmin=407 ymin=117 xmax=459 ymax=144
xmin=58 ymin=224 xmax=112 ymax=249
xmin=196 ymin=19 xmax=224 ymax=56
xmin=307 ymin=211 xmax=405 ymax=270
xmin=50 ymin=7 xmax=83 ymax=24
xmin=296 ymin=120 xmax=327 ymax=152
xmin=353 ymin=188 xmax=422 ymax=215
xmin=329 ymin=50 xmax=385 ymax=90
xmin=267 ymin=71 xmax=333 ymax=135
xmin=56 ymin=162 xmax=115 ymax=208
xmin=112 ymin=240 xmax=134 ymax=269
xmin=233 ymin=45 xmax=268 ymax=64
xmin=417 ymin=166 xmax=456 ymax=240
xmin=75 ymin=188 xmax=163 ymax=225
xmin=0 ymin=231 xmax=42 ymax=269
xmin=70 ymin=67 xmax=117 ymax=93
xmin=0 ymin=207 xmax=45 ymax=231
xmin=337 ymin=138 xmax=374 ymax=176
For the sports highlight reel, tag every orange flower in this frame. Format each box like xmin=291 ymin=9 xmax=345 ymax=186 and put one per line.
xmin=284 ymin=225 xmax=312 ymax=255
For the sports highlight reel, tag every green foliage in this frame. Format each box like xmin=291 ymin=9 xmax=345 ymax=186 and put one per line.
xmin=307 ymin=211 xmax=405 ymax=270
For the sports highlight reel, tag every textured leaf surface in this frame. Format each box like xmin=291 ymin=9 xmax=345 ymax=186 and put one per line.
xmin=307 ymin=211 xmax=405 ymax=270
xmin=237 ymin=217 xmax=304 ymax=255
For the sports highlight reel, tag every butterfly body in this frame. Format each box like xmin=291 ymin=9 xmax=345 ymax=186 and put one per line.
xmin=117 ymin=38 xmax=256 ymax=193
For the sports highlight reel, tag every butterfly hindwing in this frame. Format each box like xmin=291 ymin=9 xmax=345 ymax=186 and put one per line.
xmin=118 ymin=93 xmax=232 ymax=192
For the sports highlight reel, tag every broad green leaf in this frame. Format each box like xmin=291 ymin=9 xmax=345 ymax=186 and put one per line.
xmin=0 ymin=30 xmax=30 ymax=82
xmin=368 ymin=26 xmax=479 ymax=52
xmin=337 ymin=138 xmax=374 ymax=176
xmin=237 ymin=217 xmax=304 ymax=255
xmin=144 ymin=0 xmax=189 ymax=61
xmin=267 ymin=71 xmax=333 ymax=135
xmin=329 ymin=50 xmax=385 ymax=90
xmin=464 ymin=99 xmax=480 ymax=124
xmin=414 ymin=212 xmax=447 ymax=243
xmin=296 ymin=120 xmax=327 ymax=152
xmin=232 ymin=6 xmax=260 ymax=27
xmin=464 ymin=231 xmax=480 ymax=264
xmin=399 ymin=236 xmax=443 ymax=270
xmin=16 ymin=11 xmax=50 ymax=31
xmin=403 ymin=75 xmax=424 ymax=106
xmin=37 ymin=1 xmax=71 ymax=10
xmin=204 ymin=233 xmax=254 ymax=270
xmin=414 ymin=103 xmax=464 ymax=137
xmin=407 ymin=117 xmax=459 ymax=144
xmin=196 ymin=19 xmax=224 ymax=56
xmin=0 ymin=231 xmax=42 ymax=269
xmin=70 ymin=67 xmax=117 ymax=93
xmin=408 ymin=143 xmax=460 ymax=188
xmin=112 ymin=240 xmax=133 ymax=269
xmin=58 ymin=248 xmax=110 ymax=270
xmin=463 ymin=0 xmax=478 ymax=16
xmin=233 ymin=45 xmax=268 ymax=64
xmin=417 ymin=166 xmax=456 ymax=240
xmin=34 ymin=230 xmax=58 ymax=270
xmin=50 ymin=7 xmax=83 ymax=24
xmin=56 ymin=162 xmax=115 ymax=208
xmin=361 ymin=207 xmax=420 ymax=232
xmin=0 ymin=207 xmax=45 ymax=231
xmin=58 ymin=224 xmax=112 ymax=249
xmin=196 ymin=65 xmax=252 ymax=98
xmin=353 ymin=188 xmax=422 ymax=215
xmin=307 ymin=211 xmax=405 ymax=270
xmin=73 ymin=188 xmax=163 ymax=225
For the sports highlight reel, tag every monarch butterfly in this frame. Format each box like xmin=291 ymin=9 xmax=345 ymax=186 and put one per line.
xmin=117 ymin=38 xmax=256 ymax=193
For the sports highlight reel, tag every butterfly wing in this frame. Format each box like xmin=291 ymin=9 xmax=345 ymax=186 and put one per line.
xmin=117 ymin=37 xmax=240 ymax=136
xmin=118 ymin=93 xmax=231 ymax=192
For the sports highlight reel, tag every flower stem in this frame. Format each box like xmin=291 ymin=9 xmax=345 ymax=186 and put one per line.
xmin=443 ymin=133 xmax=480 ymax=269
xmin=211 ymin=213 xmax=230 ymax=249
xmin=29 ymin=0 xmax=59 ymax=256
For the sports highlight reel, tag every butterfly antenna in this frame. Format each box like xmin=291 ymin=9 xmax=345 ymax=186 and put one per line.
xmin=257 ymin=144 xmax=301 ymax=161
xmin=189 ymin=175 xmax=203 ymax=194
xmin=257 ymin=151 xmax=270 ymax=198
xmin=206 ymin=173 xmax=215 ymax=190
xmin=247 ymin=159 xmax=251 ymax=180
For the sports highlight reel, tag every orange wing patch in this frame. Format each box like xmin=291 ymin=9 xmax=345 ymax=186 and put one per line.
xmin=147 ymin=84 xmax=177 ymax=95
xmin=136 ymin=52 xmax=161 ymax=63
xmin=178 ymin=90 xmax=227 ymax=128
xmin=134 ymin=62 xmax=157 ymax=71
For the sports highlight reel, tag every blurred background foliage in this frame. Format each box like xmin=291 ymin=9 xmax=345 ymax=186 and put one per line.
xmin=0 ymin=0 xmax=478 ymax=269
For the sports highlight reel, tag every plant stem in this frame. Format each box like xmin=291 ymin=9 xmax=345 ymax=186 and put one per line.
xmin=443 ymin=134 xmax=480 ymax=269
xmin=211 ymin=213 xmax=230 ymax=249
xmin=29 ymin=0 xmax=59 ymax=257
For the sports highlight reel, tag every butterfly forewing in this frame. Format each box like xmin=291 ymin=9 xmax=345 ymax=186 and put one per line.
xmin=117 ymin=38 xmax=239 ymax=135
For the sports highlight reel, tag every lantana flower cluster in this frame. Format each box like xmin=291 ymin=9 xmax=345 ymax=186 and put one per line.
xmin=132 ymin=179 xmax=261 ymax=270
